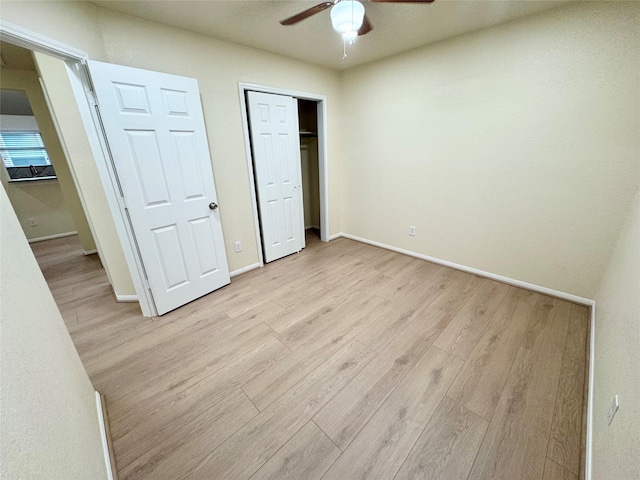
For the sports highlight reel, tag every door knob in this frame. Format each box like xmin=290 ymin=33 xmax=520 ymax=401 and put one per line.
xmin=209 ymin=202 xmax=218 ymax=211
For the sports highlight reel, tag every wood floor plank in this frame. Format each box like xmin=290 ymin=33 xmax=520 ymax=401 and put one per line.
xmin=350 ymin=245 xmax=408 ymax=272
xmin=266 ymin=295 xmax=342 ymax=334
xmin=355 ymin=269 xmax=469 ymax=353
xmin=118 ymin=388 xmax=258 ymax=480
xmin=87 ymin=307 xmax=233 ymax=373
xmin=377 ymin=262 xmax=453 ymax=310
xmin=433 ymin=279 xmax=510 ymax=360
xmin=322 ymin=346 xmax=463 ymax=480
xmin=84 ymin=296 xmax=269 ymax=370
xmin=369 ymin=250 xmax=417 ymax=277
xmin=95 ymin=320 xmax=275 ymax=401
xmin=394 ymin=395 xmax=488 ymax=480
xmin=242 ymin=295 xmax=384 ymax=411
xmin=313 ymin=316 xmax=444 ymax=450
xmin=109 ymin=337 xmax=289 ymax=465
xmin=468 ymin=298 xmax=572 ymax=480
xmin=446 ymin=287 xmax=538 ymax=420
xmin=547 ymin=304 xmax=589 ymax=476
xmin=241 ymin=334 xmax=350 ymax=411
xmin=277 ymin=292 xmax=380 ymax=351
xmin=258 ymin=271 xmax=332 ymax=309
xmin=31 ymin=233 xmax=588 ymax=480
xmin=368 ymin=275 xmax=478 ymax=365
xmin=249 ymin=421 xmax=340 ymax=480
xmin=212 ymin=282 xmax=275 ymax=318
xmin=543 ymin=458 xmax=578 ymax=480
xmin=352 ymin=298 xmax=425 ymax=353
xmin=185 ymin=340 xmax=375 ymax=480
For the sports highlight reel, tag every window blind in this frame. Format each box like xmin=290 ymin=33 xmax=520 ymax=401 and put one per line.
xmin=0 ymin=131 xmax=51 ymax=168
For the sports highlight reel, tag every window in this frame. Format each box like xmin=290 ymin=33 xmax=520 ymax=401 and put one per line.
xmin=0 ymin=131 xmax=56 ymax=181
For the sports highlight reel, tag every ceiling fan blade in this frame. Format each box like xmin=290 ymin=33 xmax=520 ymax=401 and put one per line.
xmin=358 ymin=15 xmax=373 ymax=36
xmin=370 ymin=0 xmax=435 ymax=2
xmin=280 ymin=2 xmax=334 ymax=25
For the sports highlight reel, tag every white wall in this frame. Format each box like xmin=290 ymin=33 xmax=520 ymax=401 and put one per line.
xmin=0 ymin=186 xmax=108 ymax=479
xmin=341 ymin=2 xmax=640 ymax=299
xmin=592 ymin=190 xmax=640 ymax=480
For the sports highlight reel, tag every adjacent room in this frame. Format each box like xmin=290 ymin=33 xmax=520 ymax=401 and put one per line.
xmin=1 ymin=1 xmax=638 ymax=480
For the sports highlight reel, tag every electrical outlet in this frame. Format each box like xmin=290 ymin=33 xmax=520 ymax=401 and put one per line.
xmin=607 ymin=394 xmax=619 ymax=426
xmin=409 ymin=225 xmax=416 ymax=236
xmin=234 ymin=241 xmax=242 ymax=253
xmin=28 ymin=218 xmax=37 ymax=227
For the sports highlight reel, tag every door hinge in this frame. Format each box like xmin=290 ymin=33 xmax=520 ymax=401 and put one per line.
xmin=86 ymin=89 xmax=98 ymax=106
xmin=117 ymin=195 xmax=127 ymax=210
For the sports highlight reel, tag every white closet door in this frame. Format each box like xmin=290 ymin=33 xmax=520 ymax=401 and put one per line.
xmin=89 ymin=60 xmax=229 ymax=315
xmin=247 ymin=91 xmax=304 ymax=263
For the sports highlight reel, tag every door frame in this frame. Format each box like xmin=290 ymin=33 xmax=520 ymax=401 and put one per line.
xmin=0 ymin=20 xmax=156 ymax=316
xmin=238 ymin=82 xmax=329 ymax=267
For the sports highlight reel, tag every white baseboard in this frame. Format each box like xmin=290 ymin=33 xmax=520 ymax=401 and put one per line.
xmin=338 ymin=232 xmax=595 ymax=306
xmin=83 ymin=249 xmax=98 ymax=256
xmin=230 ymin=262 xmax=261 ymax=278
xmin=95 ymin=391 xmax=114 ymax=480
xmin=328 ymin=232 xmax=342 ymax=241
xmin=585 ymin=305 xmax=596 ymax=480
xmin=115 ymin=294 xmax=138 ymax=303
xmin=27 ymin=231 xmax=77 ymax=243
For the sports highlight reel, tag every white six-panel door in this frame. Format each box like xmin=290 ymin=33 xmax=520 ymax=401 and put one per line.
xmin=247 ymin=91 xmax=304 ymax=263
xmin=89 ymin=60 xmax=230 ymax=315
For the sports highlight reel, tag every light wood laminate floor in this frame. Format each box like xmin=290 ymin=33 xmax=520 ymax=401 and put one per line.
xmin=32 ymin=232 xmax=588 ymax=480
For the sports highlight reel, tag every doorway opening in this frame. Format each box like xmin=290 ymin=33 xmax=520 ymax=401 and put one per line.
xmin=0 ymin=25 xmax=157 ymax=316
xmin=1 ymin=22 xmax=200 ymax=317
xmin=2 ymin=22 xmax=240 ymax=318
xmin=0 ymin=43 xmax=97 ymax=252
xmin=0 ymin=40 xmax=120 ymax=300
xmin=239 ymin=83 xmax=329 ymax=267
xmin=0 ymin=41 xmax=142 ymax=333
xmin=298 ymin=99 xmax=321 ymax=242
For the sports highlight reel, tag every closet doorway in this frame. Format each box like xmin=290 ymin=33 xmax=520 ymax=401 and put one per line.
xmin=298 ymin=99 xmax=321 ymax=242
xmin=239 ymin=83 xmax=329 ymax=266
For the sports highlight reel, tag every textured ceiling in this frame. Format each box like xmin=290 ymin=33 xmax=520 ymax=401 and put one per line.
xmin=91 ymin=1 xmax=568 ymax=70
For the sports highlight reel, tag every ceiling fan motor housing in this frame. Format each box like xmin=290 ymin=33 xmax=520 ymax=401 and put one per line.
xmin=330 ymin=0 xmax=365 ymax=36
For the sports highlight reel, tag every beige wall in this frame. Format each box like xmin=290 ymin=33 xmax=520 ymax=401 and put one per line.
xmin=592 ymin=190 xmax=640 ymax=480
xmin=2 ymin=1 xmax=344 ymax=297
xmin=340 ymin=2 xmax=640 ymax=299
xmin=0 ymin=65 xmax=95 ymax=250
xmin=0 ymin=186 xmax=108 ymax=479
xmin=1 ymin=169 xmax=76 ymax=240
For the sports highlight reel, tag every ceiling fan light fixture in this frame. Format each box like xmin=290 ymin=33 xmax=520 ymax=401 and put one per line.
xmin=342 ymin=30 xmax=359 ymax=42
xmin=330 ymin=0 xmax=365 ymax=35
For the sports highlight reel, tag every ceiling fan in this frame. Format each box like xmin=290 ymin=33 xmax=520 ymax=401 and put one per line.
xmin=280 ymin=0 xmax=435 ymax=42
